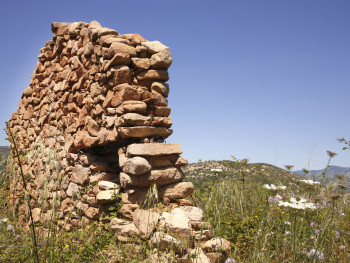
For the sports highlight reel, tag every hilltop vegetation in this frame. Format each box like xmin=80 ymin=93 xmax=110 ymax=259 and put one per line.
xmin=184 ymin=160 xmax=302 ymax=191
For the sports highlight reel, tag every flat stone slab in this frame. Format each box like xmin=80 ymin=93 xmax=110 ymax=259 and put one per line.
xmin=96 ymin=189 xmax=119 ymax=205
xmin=127 ymin=143 xmax=182 ymax=156
xmin=118 ymin=127 xmax=172 ymax=139
xmin=120 ymin=167 xmax=184 ymax=188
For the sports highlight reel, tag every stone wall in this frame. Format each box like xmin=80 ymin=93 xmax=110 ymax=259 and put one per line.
xmin=7 ymin=21 xmax=230 ymax=261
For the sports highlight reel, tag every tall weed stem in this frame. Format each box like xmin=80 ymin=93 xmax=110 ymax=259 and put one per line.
xmin=6 ymin=122 xmax=39 ymax=263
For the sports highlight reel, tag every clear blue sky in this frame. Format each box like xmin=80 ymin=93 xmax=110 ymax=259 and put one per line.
xmin=1 ymin=0 xmax=350 ymax=170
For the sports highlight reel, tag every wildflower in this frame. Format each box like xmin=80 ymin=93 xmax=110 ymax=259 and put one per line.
xmin=310 ymin=221 xmax=315 ymax=227
xmin=284 ymin=221 xmax=291 ymax=225
xmin=240 ymin=158 xmax=248 ymax=165
xmin=300 ymin=179 xmax=320 ymax=185
xmin=312 ymin=195 xmax=323 ymax=201
xmin=335 ymin=231 xmax=340 ymax=239
xmin=278 ymin=197 xmax=317 ymax=210
xmin=336 ymin=174 xmax=345 ymax=180
xmin=268 ymin=194 xmax=283 ymax=203
xmin=315 ymin=229 xmax=320 ymax=235
xmin=340 ymin=245 xmax=346 ymax=250
xmin=329 ymin=193 xmax=341 ymax=200
xmin=0 ymin=218 xmax=8 ymax=224
xmin=6 ymin=224 xmax=14 ymax=232
xmin=327 ymin=151 xmax=337 ymax=157
xmin=337 ymin=184 xmax=349 ymax=190
xmin=340 ymin=212 xmax=346 ymax=217
xmin=307 ymin=249 xmax=324 ymax=260
xmin=224 ymin=258 xmax=234 ymax=263
xmin=284 ymin=165 xmax=294 ymax=171
xmin=302 ymin=168 xmax=310 ymax=174
xmin=264 ymin=184 xmax=286 ymax=190
xmin=285 ymin=231 xmax=291 ymax=235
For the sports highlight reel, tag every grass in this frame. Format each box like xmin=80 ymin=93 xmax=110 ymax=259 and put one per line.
xmin=0 ymin=147 xmax=350 ymax=262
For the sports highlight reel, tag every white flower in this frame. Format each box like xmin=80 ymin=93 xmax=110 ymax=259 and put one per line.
xmin=6 ymin=224 xmax=14 ymax=232
xmin=278 ymin=197 xmax=317 ymax=210
xmin=307 ymin=249 xmax=324 ymax=260
xmin=0 ymin=218 xmax=8 ymax=224
xmin=300 ymin=179 xmax=320 ymax=185
xmin=264 ymin=184 xmax=286 ymax=190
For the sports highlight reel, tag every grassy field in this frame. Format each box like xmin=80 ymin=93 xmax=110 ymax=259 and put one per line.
xmin=0 ymin=152 xmax=349 ymax=262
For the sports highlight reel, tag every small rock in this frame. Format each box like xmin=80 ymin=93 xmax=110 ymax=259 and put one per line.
xmin=161 ymin=208 xmax=192 ymax=238
xmin=98 ymin=181 xmax=119 ymax=190
xmin=131 ymin=58 xmax=151 ymax=69
xmin=159 ymin=182 xmax=194 ymax=200
xmin=150 ymin=48 xmax=172 ymax=69
xmin=180 ymin=206 xmax=203 ymax=222
xmin=206 ymin=252 xmax=228 ymax=263
xmin=121 ymin=203 xmax=139 ymax=220
xmin=116 ymin=100 xmax=147 ymax=115
xmin=115 ymin=113 xmax=151 ymax=127
xmin=133 ymin=209 xmax=160 ymax=238
xmin=189 ymin=248 xmax=211 ymax=263
xmin=142 ymin=41 xmax=169 ymax=53
xmin=71 ymin=165 xmax=90 ymax=185
xmin=110 ymin=42 xmax=136 ymax=56
xmin=32 ymin=208 xmax=42 ymax=223
xmin=66 ymin=182 xmax=80 ymax=198
xmin=96 ymin=189 xmax=119 ymax=205
xmin=122 ymin=156 xmax=151 ymax=175
xmin=151 ymin=82 xmax=169 ymax=97
xmin=150 ymin=231 xmax=181 ymax=252
xmin=109 ymin=220 xmax=140 ymax=237
xmin=201 ymin=238 xmax=231 ymax=253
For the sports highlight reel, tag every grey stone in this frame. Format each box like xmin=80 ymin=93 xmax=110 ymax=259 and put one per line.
xmin=66 ymin=182 xmax=80 ymax=198
xmin=120 ymin=167 xmax=184 ymax=188
xmin=180 ymin=206 xmax=203 ymax=222
xmin=142 ymin=41 xmax=168 ymax=53
xmin=133 ymin=209 xmax=160 ymax=238
xmin=122 ymin=156 xmax=151 ymax=175
xmin=96 ymin=189 xmax=119 ymax=205
xmin=150 ymin=48 xmax=172 ymax=69
xmin=150 ymin=231 xmax=181 ymax=252
xmin=151 ymin=82 xmax=170 ymax=97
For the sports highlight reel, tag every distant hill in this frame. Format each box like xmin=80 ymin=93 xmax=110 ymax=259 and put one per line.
xmin=0 ymin=146 xmax=10 ymax=156
xmin=183 ymin=160 xmax=303 ymax=191
xmin=294 ymin=165 xmax=350 ymax=185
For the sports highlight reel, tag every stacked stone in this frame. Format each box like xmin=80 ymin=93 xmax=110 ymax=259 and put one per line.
xmin=119 ymin=143 xmax=197 ymax=216
xmin=6 ymin=20 xmax=193 ymax=227
xmin=7 ymin=21 xmax=230 ymax=261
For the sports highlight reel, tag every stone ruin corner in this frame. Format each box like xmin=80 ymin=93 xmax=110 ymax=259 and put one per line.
xmin=7 ymin=21 xmax=231 ymax=261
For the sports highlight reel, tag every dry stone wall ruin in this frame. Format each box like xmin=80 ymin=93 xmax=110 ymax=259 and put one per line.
xmin=7 ymin=21 xmax=231 ymax=261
